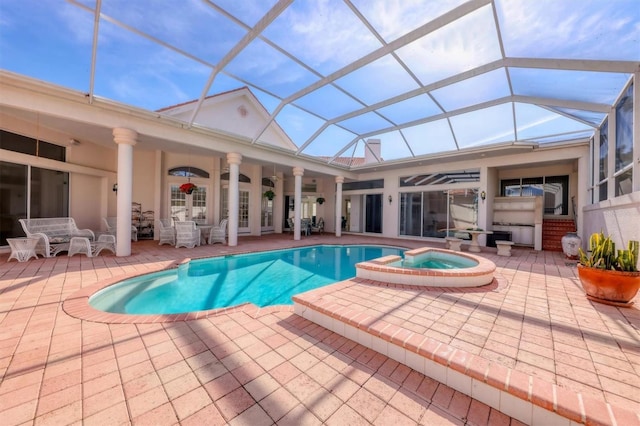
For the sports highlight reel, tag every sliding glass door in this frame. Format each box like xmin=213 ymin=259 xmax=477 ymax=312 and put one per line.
xmin=0 ymin=161 xmax=69 ymax=245
xmin=399 ymin=188 xmax=479 ymax=239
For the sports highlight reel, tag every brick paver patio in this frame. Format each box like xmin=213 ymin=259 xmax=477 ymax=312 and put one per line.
xmin=1 ymin=234 xmax=638 ymax=425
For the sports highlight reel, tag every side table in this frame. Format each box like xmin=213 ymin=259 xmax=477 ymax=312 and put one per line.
xmin=7 ymin=237 xmax=40 ymax=262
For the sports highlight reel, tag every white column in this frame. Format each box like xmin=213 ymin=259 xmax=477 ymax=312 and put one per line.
xmin=113 ymin=128 xmax=137 ymax=257
xmin=227 ymin=153 xmax=242 ymax=246
xmin=274 ymin=171 xmax=284 ymax=233
xmin=335 ymin=176 xmax=344 ymax=237
xmin=293 ymin=167 xmax=304 ymax=240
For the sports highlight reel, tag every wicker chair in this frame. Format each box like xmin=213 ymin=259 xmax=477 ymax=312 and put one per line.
xmin=175 ymin=221 xmax=200 ymax=249
xmin=310 ymin=217 xmax=324 ymax=234
xmin=208 ymin=218 xmax=228 ymax=245
xmin=103 ymin=217 xmax=138 ymax=241
xmin=158 ymin=219 xmax=175 ymax=246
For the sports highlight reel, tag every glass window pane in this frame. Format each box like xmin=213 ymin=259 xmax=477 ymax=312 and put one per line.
xmin=544 ymin=176 xmax=568 ymax=215
xmin=30 ymin=167 xmax=69 ymax=218
xmin=599 ymin=120 xmax=608 ymax=181
xmin=521 ymin=177 xmax=543 ymax=197
xmin=399 ymin=192 xmax=421 ymax=236
xmin=615 ymin=83 xmax=633 ymax=172
xmin=422 ymin=191 xmax=449 ymax=238
xmin=615 ymin=169 xmax=633 ymax=197
xmin=0 ymin=161 xmax=27 ymax=245
xmin=449 ymin=189 xmax=478 ymax=231
xmin=501 ymin=179 xmax=521 ymax=196
xmin=599 ymin=182 xmax=608 ymax=202
xmin=342 ymin=180 xmax=384 ymax=191
xmin=0 ymin=130 xmax=37 ymax=156
xmin=38 ymin=140 xmax=66 ymax=162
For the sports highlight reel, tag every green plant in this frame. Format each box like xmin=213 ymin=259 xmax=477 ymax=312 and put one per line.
xmin=578 ymin=231 xmax=639 ymax=272
xmin=263 ymin=190 xmax=275 ymax=200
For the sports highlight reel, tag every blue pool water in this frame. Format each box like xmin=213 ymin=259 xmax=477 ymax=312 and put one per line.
xmin=396 ymin=255 xmax=477 ymax=270
xmin=90 ymin=245 xmax=404 ymax=314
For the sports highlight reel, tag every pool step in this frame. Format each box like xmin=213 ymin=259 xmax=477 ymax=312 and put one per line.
xmin=292 ymin=287 xmax=636 ymax=426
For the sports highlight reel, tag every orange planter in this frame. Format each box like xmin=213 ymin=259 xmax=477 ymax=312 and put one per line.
xmin=577 ymin=264 xmax=640 ymax=306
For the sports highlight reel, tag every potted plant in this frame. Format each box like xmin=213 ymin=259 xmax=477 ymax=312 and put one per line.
xmin=577 ymin=231 xmax=640 ymax=306
xmin=316 ymin=197 xmax=325 ymax=205
xmin=263 ymin=189 xmax=275 ymax=200
xmin=180 ymin=182 xmax=197 ymax=194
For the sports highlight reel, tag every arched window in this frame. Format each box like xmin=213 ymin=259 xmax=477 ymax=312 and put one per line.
xmin=168 ymin=166 xmax=209 ymax=179
xmin=262 ymin=178 xmax=275 ymax=188
xmin=221 ymin=172 xmax=251 ymax=183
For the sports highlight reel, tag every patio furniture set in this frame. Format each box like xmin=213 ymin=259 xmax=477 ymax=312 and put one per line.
xmin=158 ymin=218 xmax=228 ymax=249
xmin=287 ymin=217 xmax=324 ymax=236
xmin=8 ymin=217 xmax=116 ymax=262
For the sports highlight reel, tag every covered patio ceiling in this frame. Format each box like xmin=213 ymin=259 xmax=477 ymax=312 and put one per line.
xmin=1 ymin=0 xmax=638 ymax=168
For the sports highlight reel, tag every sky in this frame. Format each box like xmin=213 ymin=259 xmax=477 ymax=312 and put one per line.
xmin=1 ymin=0 xmax=638 ymax=163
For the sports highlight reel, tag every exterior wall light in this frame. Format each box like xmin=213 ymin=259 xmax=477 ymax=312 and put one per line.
xmin=112 ymin=183 xmax=118 ymax=192
xmin=388 ymin=195 xmax=393 ymax=204
xmin=480 ymin=190 xmax=486 ymax=201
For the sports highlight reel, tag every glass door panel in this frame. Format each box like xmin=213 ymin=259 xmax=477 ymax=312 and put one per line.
xmin=30 ymin=167 xmax=69 ymax=218
xmin=239 ymin=190 xmax=249 ymax=231
xmin=364 ymin=194 xmax=382 ymax=233
xmin=221 ymin=188 xmax=250 ymax=233
xmin=191 ymin=186 xmax=207 ymax=224
xmin=170 ymin=184 xmax=207 ymax=223
xmin=261 ymin=192 xmax=273 ymax=230
xmin=170 ymin=185 xmax=187 ymax=221
xmin=422 ymin=191 xmax=448 ymax=237
xmin=0 ymin=162 xmax=27 ymax=245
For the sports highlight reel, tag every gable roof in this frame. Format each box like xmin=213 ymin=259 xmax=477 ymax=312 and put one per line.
xmin=159 ymin=87 xmax=298 ymax=152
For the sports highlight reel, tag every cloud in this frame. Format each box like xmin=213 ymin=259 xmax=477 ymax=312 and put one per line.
xmin=264 ymin=0 xmax=381 ymax=74
xmin=351 ymin=0 xmax=468 ymax=42
xmin=497 ymin=0 xmax=640 ymax=59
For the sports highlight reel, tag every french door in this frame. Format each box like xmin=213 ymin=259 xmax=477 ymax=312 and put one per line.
xmin=170 ymin=184 xmax=208 ymax=224
xmin=221 ymin=187 xmax=250 ymax=233
xmin=261 ymin=195 xmax=274 ymax=231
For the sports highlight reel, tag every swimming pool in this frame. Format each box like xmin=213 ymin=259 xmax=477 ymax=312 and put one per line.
xmin=90 ymin=245 xmax=404 ymax=314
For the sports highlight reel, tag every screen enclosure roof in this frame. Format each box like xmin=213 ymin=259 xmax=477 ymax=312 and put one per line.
xmin=1 ymin=0 xmax=638 ymax=168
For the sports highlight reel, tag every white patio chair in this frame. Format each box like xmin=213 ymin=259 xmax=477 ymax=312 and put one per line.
xmin=208 ymin=218 xmax=228 ymax=245
xmin=103 ymin=217 xmax=138 ymax=241
xmin=157 ymin=219 xmax=175 ymax=246
xmin=175 ymin=221 xmax=200 ymax=249
xmin=310 ymin=217 xmax=324 ymax=234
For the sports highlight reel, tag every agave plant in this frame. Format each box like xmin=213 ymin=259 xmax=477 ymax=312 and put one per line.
xmin=578 ymin=231 xmax=639 ymax=272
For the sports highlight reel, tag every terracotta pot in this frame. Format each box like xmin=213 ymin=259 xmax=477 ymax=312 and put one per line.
xmin=577 ymin=264 xmax=640 ymax=306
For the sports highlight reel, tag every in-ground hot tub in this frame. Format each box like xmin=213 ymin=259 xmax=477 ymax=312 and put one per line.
xmin=355 ymin=247 xmax=496 ymax=287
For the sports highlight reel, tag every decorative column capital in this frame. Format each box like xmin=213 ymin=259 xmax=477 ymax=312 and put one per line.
xmin=112 ymin=128 xmax=138 ymax=146
xmin=226 ymin=152 xmax=243 ymax=165
xmin=335 ymin=176 xmax=344 ymax=184
xmin=293 ymin=166 xmax=304 ymax=177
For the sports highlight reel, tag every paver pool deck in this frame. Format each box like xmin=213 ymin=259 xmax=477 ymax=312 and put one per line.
xmin=0 ymin=234 xmax=638 ymax=425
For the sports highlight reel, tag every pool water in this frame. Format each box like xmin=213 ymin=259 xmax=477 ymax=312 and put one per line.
xmin=90 ymin=245 xmax=404 ymax=314
xmin=399 ymin=256 xmax=476 ymax=269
